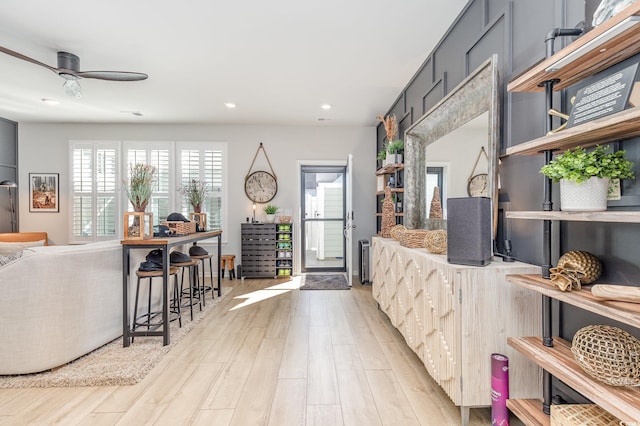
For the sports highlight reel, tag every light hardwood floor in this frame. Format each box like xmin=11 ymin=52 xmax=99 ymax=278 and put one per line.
xmin=0 ymin=277 xmax=505 ymax=425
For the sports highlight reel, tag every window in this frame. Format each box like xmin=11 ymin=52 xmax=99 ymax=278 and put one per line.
xmin=70 ymin=140 xmax=226 ymax=243
xmin=70 ymin=142 xmax=120 ymax=243
xmin=177 ymin=143 xmax=225 ymax=230
xmin=124 ymin=142 xmax=172 ymax=225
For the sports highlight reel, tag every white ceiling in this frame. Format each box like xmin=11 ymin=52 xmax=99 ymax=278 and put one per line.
xmin=0 ymin=0 xmax=468 ymax=126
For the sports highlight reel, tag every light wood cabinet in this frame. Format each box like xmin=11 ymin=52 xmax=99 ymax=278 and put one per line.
xmin=371 ymin=237 xmax=542 ymax=424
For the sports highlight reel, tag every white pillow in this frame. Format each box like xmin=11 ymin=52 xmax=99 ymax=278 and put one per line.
xmin=0 ymin=250 xmax=22 ymax=267
xmin=0 ymin=240 xmax=46 ymax=255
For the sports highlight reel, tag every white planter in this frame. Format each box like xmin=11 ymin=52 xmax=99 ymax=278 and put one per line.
xmin=386 ymin=153 xmax=403 ymax=165
xmin=560 ymin=177 xmax=609 ymax=212
xmin=265 ymin=214 xmax=276 ymax=223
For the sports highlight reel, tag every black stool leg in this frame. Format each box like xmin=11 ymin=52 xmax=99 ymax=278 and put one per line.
xmin=230 ymin=266 xmax=235 ymax=280
xmin=207 ymin=257 xmax=215 ymax=300
xmin=132 ymin=275 xmax=142 ymax=342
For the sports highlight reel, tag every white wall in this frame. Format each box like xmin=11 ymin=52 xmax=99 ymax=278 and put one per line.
xmin=17 ymin=123 xmax=376 ymax=274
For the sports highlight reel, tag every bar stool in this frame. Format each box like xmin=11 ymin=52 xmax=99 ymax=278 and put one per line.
xmin=132 ymin=266 xmax=180 ymax=342
xmin=221 ymin=254 xmax=236 ymax=279
xmin=190 ymin=244 xmax=215 ymax=303
xmin=172 ymin=257 xmax=202 ymax=321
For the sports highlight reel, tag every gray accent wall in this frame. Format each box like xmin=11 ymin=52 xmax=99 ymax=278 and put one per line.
xmin=0 ymin=118 xmax=18 ymax=232
xmin=379 ymin=0 xmax=640 ymax=403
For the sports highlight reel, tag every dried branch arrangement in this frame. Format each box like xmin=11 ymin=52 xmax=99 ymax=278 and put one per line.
xmin=377 ymin=114 xmax=398 ymax=141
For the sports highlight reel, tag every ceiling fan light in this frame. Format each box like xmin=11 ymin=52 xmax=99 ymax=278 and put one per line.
xmin=63 ymin=78 xmax=82 ymax=99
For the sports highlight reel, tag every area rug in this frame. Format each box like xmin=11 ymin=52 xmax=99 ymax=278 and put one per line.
xmin=0 ymin=286 xmax=231 ymax=388
xmin=300 ymin=273 xmax=350 ymax=290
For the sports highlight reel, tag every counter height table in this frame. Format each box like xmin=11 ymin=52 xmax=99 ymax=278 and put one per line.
xmin=121 ymin=229 xmax=223 ymax=347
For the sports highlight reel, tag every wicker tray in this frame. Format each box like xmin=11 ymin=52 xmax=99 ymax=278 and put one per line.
xmin=550 ymin=404 xmax=620 ymax=426
xmin=161 ymin=220 xmax=197 ymax=236
xmin=399 ymin=229 xmax=429 ymax=248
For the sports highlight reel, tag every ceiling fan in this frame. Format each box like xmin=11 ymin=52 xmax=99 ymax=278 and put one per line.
xmin=0 ymin=45 xmax=148 ymax=99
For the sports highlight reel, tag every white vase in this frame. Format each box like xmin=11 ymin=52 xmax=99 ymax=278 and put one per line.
xmin=386 ymin=153 xmax=403 ymax=165
xmin=560 ymin=177 xmax=609 ymax=211
xmin=265 ymin=214 xmax=276 ymax=223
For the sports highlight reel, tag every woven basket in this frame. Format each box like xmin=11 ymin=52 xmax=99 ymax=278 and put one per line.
xmin=571 ymin=324 xmax=640 ymax=386
xmin=399 ymin=229 xmax=429 ymax=248
xmin=550 ymin=404 xmax=620 ymax=426
xmin=390 ymin=224 xmax=406 ymax=241
xmin=161 ymin=220 xmax=197 ymax=236
xmin=424 ymin=230 xmax=447 ymax=254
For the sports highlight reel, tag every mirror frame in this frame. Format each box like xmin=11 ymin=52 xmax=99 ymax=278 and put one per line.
xmin=404 ymin=54 xmax=500 ymax=235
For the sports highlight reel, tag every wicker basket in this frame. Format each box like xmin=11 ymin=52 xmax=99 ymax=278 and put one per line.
xmin=390 ymin=224 xmax=406 ymax=241
xmin=424 ymin=230 xmax=447 ymax=254
xmin=399 ymin=229 xmax=429 ymax=248
xmin=161 ymin=220 xmax=197 ymax=236
xmin=571 ymin=324 xmax=640 ymax=386
xmin=550 ymin=404 xmax=620 ymax=426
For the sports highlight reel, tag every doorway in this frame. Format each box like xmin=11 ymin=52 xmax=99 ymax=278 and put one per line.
xmin=300 ymin=165 xmax=346 ymax=273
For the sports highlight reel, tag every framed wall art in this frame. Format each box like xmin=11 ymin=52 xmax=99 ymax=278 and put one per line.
xmin=29 ymin=173 xmax=59 ymax=212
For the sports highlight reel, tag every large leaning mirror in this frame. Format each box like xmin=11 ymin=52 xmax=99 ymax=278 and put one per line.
xmin=404 ymin=55 xmax=500 ymax=237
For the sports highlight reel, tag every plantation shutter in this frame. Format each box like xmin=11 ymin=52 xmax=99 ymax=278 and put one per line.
xmin=125 ymin=144 xmax=172 ymax=224
xmin=71 ymin=142 xmax=119 ymax=243
xmin=178 ymin=143 xmax=224 ymax=230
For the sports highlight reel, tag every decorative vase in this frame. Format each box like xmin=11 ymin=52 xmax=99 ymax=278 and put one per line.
xmin=265 ymin=214 xmax=276 ymax=223
xmin=560 ymin=177 xmax=609 ymax=211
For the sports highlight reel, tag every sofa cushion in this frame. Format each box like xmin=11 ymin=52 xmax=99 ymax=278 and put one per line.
xmin=0 ymin=240 xmax=45 ymax=256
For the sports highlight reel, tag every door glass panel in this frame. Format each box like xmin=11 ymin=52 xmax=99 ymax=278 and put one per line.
xmin=301 ymin=167 xmax=345 ymax=272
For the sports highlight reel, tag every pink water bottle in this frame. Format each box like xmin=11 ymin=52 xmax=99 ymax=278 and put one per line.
xmin=491 ymin=353 xmax=509 ymax=426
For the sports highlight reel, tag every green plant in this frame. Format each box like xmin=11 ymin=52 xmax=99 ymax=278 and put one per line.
xmin=178 ymin=179 xmax=209 ymax=212
xmin=377 ymin=149 xmax=387 ymax=161
xmin=124 ymin=163 xmax=156 ymax=212
xmin=540 ymin=145 xmax=635 ymax=183
xmin=263 ymin=204 xmax=279 ymax=215
xmin=385 ymin=139 xmax=404 ymax=154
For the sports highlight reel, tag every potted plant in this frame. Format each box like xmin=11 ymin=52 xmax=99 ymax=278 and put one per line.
xmin=377 ymin=114 xmax=404 ymax=165
xmin=385 ymin=139 xmax=404 ymax=165
xmin=123 ymin=163 xmax=156 ymax=239
xmin=264 ymin=204 xmax=279 ymax=223
xmin=540 ymin=145 xmax=634 ymax=211
xmin=178 ymin=179 xmax=209 ymax=213
xmin=124 ymin=163 xmax=156 ymax=212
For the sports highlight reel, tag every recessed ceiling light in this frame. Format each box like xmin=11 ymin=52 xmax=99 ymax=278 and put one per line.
xmin=41 ymin=98 xmax=60 ymax=105
xmin=225 ymin=102 xmax=236 ymax=109
xmin=321 ymin=104 xmax=332 ymax=110
xmin=317 ymin=117 xmax=332 ymax=122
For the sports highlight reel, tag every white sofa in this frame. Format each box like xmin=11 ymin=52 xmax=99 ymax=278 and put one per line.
xmin=0 ymin=238 xmax=123 ymax=375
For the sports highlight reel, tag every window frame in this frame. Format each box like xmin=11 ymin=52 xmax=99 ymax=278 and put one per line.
xmin=69 ymin=140 xmax=227 ymax=244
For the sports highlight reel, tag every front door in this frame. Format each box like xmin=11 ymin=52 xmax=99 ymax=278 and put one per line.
xmin=300 ymin=165 xmax=346 ymax=273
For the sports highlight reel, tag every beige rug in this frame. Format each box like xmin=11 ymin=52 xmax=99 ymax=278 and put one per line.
xmin=0 ymin=286 xmax=231 ymax=388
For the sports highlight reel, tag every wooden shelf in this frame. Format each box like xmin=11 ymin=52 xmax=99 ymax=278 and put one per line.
xmin=506 ymin=210 xmax=640 ymax=223
xmin=375 ymin=212 xmax=404 ymax=217
xmin=504 ymin=107 xmax=640 ymax=156
xmin=508 ymin=336 xmax=640 ymax=422
xmin=376 ymin=163 xmax=404 ymax=175
xmin=376 ymin=188 xmax=404 ymax=196
xmin=507 ymin=274 xmax=640 ymax=329
xmin=506 ymin=399 xmax=549 ymax=426
xmin=508 ymin=2 xmax=640 ymax=92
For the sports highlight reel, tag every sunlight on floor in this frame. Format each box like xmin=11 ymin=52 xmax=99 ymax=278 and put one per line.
xmin=230 ymin=276 xmax=302 ymax=311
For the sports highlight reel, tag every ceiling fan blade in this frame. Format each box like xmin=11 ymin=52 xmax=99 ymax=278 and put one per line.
xmin=75 ymin=70 xmax=148 ymax=81
xmin=0 ymin=45 xmax=57 ymax=73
